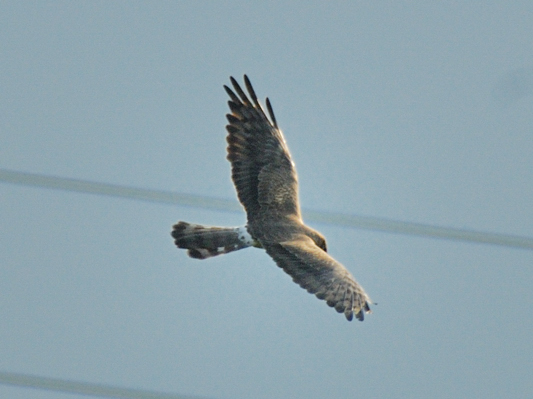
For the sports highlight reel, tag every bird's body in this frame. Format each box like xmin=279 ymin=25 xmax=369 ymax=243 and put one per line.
xmin=172 ymin=76 xmax=372 ymax=321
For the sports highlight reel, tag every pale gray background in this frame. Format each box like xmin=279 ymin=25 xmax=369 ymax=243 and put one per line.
xmin=1 ymin=2 xmax=532 ymax=399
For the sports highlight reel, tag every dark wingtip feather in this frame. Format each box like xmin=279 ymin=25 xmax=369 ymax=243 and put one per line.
xmin=226 ymin=114 xmax=241 ymax=124
xmin=244 ymin=75 xmax=261 ymax=109
xmin=225 ymin=124 xmax=239 ymax=134
xmin=224 ymin=84 xmax=240 ymax=103
xmin=266 ymin=98 xmax=278 ymax=128
xmin=228 ymin=100 xmax=241 ymax=114
xmin=230 ymin=76 xmax=251 ymax=105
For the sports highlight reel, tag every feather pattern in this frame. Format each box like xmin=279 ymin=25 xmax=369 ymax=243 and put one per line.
xmin=225 ymin=75 xmax=300 ymax=221
xmin=264 ymin=235 xmax=371 ymax=321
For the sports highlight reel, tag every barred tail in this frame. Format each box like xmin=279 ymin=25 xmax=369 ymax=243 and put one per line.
xmin=171 ymin=221 xmax=254 ymax=259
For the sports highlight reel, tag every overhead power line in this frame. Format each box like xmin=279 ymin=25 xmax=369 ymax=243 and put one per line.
xmin=2 ymin=168 xmax=533 ymax=250
xmin=0 ymin=370 xmax=205 ymax=399
xmin=0 ymin=168 xmax=240 ymax=212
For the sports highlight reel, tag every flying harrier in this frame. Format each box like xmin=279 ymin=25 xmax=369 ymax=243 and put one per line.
xmin=172 ymin=76 xmax=372 ymax=321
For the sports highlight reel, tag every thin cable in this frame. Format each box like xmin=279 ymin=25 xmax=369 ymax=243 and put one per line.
xmin=0 ymin=370 xmax=205 ymax=399
xmin=0 ymin=168 xmax=240 ymax=212
xmin=2 ymin=168 xmax=533 ymax=250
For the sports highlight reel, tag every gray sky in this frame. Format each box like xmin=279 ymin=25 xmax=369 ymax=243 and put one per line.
xmin=1 ymin=2 xmax=532 ymax=399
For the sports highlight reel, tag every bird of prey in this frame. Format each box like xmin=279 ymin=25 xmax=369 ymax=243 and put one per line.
xmin=171 ymin=76 xmax=372 ymax=321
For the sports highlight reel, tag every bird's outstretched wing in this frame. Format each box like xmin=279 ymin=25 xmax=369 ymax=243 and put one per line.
xmin=264 ymin=235 xmax=372 ymax=321
xmin=225 ymin=75 xmax=301 ymax=221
